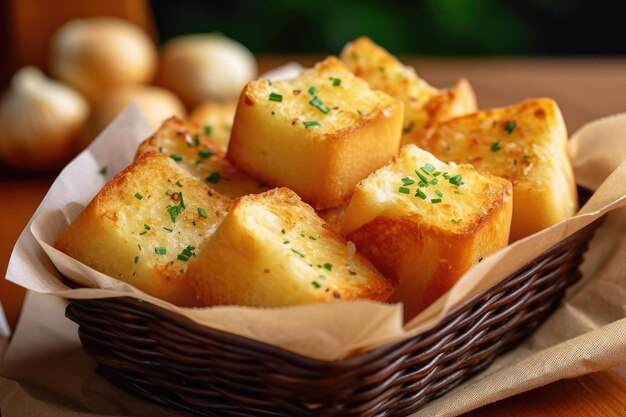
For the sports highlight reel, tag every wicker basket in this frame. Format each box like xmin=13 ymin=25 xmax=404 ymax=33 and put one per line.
xmin=65 ymin=192 xmax=604 ymax=417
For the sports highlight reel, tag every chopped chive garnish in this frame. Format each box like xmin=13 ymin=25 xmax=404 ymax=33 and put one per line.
xmin=453 ymin=190 xmax=461 ymax=194
xmin=155 ymin=247 xmax=167 ymax=255
xmin=430 ymin=178 xmax=439 ymax=185
xmin=451 ymin=218 xmax=463 ymax=224
xmin=176 ymin=245 xmax=196 ymax=262
xmin=421 ymin=163 xmax=436 ymax=174
xmin=403 ymin=122 xmax=414 ymax=133
xmin=292 ymin=249 xmax=305 ymax=257
xmin=449 ymin=174 xmax=463 ymax=186
xmin=415 ymin=170 xmax=429 ymax=183
xmin=399 ymin=186 xmax=411 ymax=194
xmin=505 ymin=121 xmax=517 ymax=134
xmin=269 ymin=92 xmax=283 ymax=102
xmin=402 ymin=177 xmax=415 ymax=186
xmin=357 ymin=109 xmax=363 ymax=116
xmin=177 ymin=254 xmax=189 ymax=261
xmin=144 ymin=224 xmax=151 ymax=230
xmin=431 ymin=198 xmax=442 ymax=204
xmin=491 ymin=141 xmax=502 ymax=152
xmin=179 ymin=192 xmax=186 ymax=208
xmin=309 ymin=96 xmax=330 ymax=114
xmin=193 ymin=134 xmax=201 ymax=146
xmin=166 ymin=188 xmax=173 ymax=196
xmin=435 ymin=190 xmax=443 ymax=197
xmin=419 ymin=181 xmax=427 ymax=188
xmin=99 ymin=166 xmax=108 ymax=176
xmin=303 ymin=121 xmax=321 ymax=128
xmin=308 ymin=86 xmax=317 ymax=95
xmin=206 ymin=172 xmax=221 ymax=184
xmin=163 ymin=227 xmax=173 ymax=232
xmin=415 ymin=189 xmax=427 ymax=199
xmin=323 ymin=263 xmax=332 ymax=271
xmin=443 ymin=172 xmax=450 ymax=179
xmin=433 ymin=171 xmax=442 ymax=177
xmin=176 ymin=181 xmax=183 ymax=188
xmin=199 ymin=149 xmax=213 ymax=159
xmin=283 ymin=240 xmax=290 ymax=244
xmin=309 ymin=236 xmax=317 ymax=240
xmin=523 ymin=154 xmax=530 ymax=159
xmin=139 ymin=231 xmax=148 ymax=235
xmin=349 ymin=271 xmax=357 ymax=275
xmin=332 ymin=78 xmax=341 ymax=86
xmin=134 ymin=193 xmax=143 ymax=200
xmin=170 ymin=154 xmax=183 ymax=162
xmin=319 ymin=274 xmax=327 ymax=280
xmin=134 ymin=256 xmax=139 ymax=264
xmin=158 ymin=146 xmax=164 ymax=153
xmin=271 ymin=111 xmax=275 ymax=116
xmin=198 ymin=207 xmax=208 ymax=218
xmin=168 ymin=194 xmax=186 ymax=223
xmin=204 ymin=125 xmax=213 ymax=136
xmin=311 ymin=281 xmax=322 ymax=289
xmin=281 ymin=228 xmax=285 ymax=234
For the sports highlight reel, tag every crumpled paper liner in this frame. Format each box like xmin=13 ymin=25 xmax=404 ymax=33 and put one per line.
xmin=4 ymin=97 xmax=626 ymax=361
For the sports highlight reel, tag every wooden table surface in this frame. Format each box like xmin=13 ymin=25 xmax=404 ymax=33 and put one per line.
xmin=1 ymin=56 xmax=625 ymax=416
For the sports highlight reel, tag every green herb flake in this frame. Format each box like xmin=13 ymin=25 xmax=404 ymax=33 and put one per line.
xmin=402 ymin=122 xmax=414 ymax=133
xmin=170 ymin=154 xmax=183 ymax=162
xmin=283 ymin=240 xmax=290 ymax=244
xmin=303 ymin=121 xmax=321 ymax=128
xmin=177 ymin=245 xmax=196 ymax=262
xmin=144 ymin=224 xmax=151 ymax=230
xmin=453 ymin=190 xmax=461 ymax=194
xmin=435 ymin=190 xmax=443 ymax=197
xmin=155 ymin=247 xmax=167 ymax=255
xmin=430 ymin=178 xmax=439 ymax=185
xmin=309 ymin=96 xmax=330 ymax=114
xmin=433 ymin=171 xmax=442 ymax=177
xmin=505 ymin=121 xmax=517 ymax=134
xmin=199 ymin=149 xmax=213 ymax=159
xmin=139 ymin=231 xmax=148 ymax=236
xmin=206 ymin=172 xmax=221 ymax=184
xmin=442 ymin=172 xmax=450 ymax=179
xmin=99 ymin=166 xmax=108 ymax=176
xmin=198 ymin=207 xmax=208 ymax=218
xmin=204 ymin=125 xmax=213 ymax=136
xmin=415 ymin=170 xmax=429 ymax=184
xmin=332 ymin=78 xmax=341 ymax=86
xmin=357 ymin=109 xmax=363 ymax=116
xmin=311 ymin=281 xmax=322 ymax=289
xmin=323 ymin=263 xmax=333 ymax=271
xmin=431 ymin=198 xmax=442 ymax=204
xmin=421 ymin=163 xmax=436 ymax=174
xmin=308 ymin=86 xmax=317 ymax=95
xmin=415 ymin=189 xmax=427 ymax=200
xmin=399 ymin=186 xmax=411 ymax=194
xmin=191 ymin=134 xmax=200 ymax=146
xmin=168 ymin=193 xmax=186 ymax=223
xmin=281 ymin=228 xmax=285 ymax=234
xmin=309 ymin=236 xmax=317 ymax=240
xmin=271 ymin=111 xmax=275 ymax=116
xmin=163 ymin=227 xmax=173 ymax=232
xmin=523 ymin=154 xmax=530 ymax=159
xmin=491 ymin=141 xmax=502 ymax=152
xmin=319 ymin=274 xmax=327 ymax=280
xmin=451 ymin=218 xmax=463 ymax=224
xmin=165 ymin=188 xmax=174 ymax=196
xmin=292 ymin=248 xmax=305 ymax=257
xmin=158 ymin=146 xmax=164 ymax=153
xmin=269 ymin=92 xmax=283 ymax=102
xmin=349 ymin=271 xmax=357 ymax=276
xmin=401 ymin=177 xmax=415 ymax=186
xmin=134 ymin=193 xmax=143 ymax=200
xmin=449 ymin=174 xmax=463 ymax=186
xmin=176 ymin=181 xmax=183 ymax=188
xmin=134 ymin=256 xmax=139 ymax=264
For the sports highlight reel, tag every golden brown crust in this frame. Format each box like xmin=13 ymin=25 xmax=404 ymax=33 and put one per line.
xmin=189 ymin=101 xmax=237 ymax=149
xmin=55 ymin=151 xmax=231 ymax=307
xmin=227 ymin=57 xmax=404 ymax=209
xmin=187 ymin=187 xmax=395 ymax=307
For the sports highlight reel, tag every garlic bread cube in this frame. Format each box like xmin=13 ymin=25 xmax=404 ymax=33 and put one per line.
xmin=340 ymin=37 xmax=476 ymax=147
xmin=342 ymin=145 xmax=512 ymax=317
xmin=137 ymin=117 xmax=270 ymax=199
xmin=187 ymin=187 xmax=395 ymax=307
xmin=317 ymin=204 xmax=347 ymax=234
xmin=55 ymin=151 xmax=231 ymax=307
xmin=227 ymin=56 xmax=404 ymax=209
xmin=426 ymin=98 xmax=577 ymax=241
xmin=189 ymin=101 xmax=236 ymax=149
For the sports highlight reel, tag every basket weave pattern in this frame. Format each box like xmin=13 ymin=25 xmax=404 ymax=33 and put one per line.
xmin=66 ymin=216 xmax=602 ymax=417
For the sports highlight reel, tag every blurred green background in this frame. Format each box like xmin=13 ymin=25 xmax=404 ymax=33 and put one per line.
xmin=152 ymin=0 xmax=626 ymax=55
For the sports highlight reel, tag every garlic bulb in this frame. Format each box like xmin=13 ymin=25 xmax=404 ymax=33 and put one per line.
xmin=160 ymin=33 xmax=257 ymax=106
xmin=50 ymin=17 xmax=157 ymax=101
xmin=85 ymin=86 xmax=186 ymax=141
xmin=0 ymin=67 xmax=89 ymax=169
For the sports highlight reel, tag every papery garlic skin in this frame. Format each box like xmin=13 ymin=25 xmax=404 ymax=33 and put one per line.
xmin=50 ymin=17 xmax=157 ymax=101
xmin=85 ymin=86 xmax=186 ymax=143
xmin=0 ymin=67 xmax=89 ymax=169
xmin=160 ymin=33 xmax=258 ymax=106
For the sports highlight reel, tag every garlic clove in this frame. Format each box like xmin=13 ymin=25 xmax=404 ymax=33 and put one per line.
xmin=0 ymin=67 xmax=89 ymax=169
xmin=160 ymin=33 xmax=258 ymax=107
xmin=50 ymin=17 xmax=157 ymax=102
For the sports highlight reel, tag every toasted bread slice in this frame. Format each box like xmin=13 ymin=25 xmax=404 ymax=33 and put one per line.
xmin=342 ymin=145 xmax=512 ymax=318
xmin=340 ymin=37 xmax=476 ymax=147
xmin=137 ymin=117 xmax=270 ymax=199
xmin=187 ymin=187 xmax=395 ymax=307
xmin=227 ymin=56 xmax=404 ymax=209
xmin=189 ymin=101 xmax=237 ymax=149
xmin=55 ymin=151 xmax=231 ymax=306
xmin=426 ymin=98 xmax=577 ymax=241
